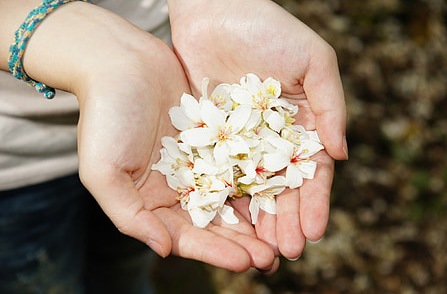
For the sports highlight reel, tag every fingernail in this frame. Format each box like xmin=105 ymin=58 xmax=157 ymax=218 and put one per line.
xmin=343 ymin=136 xmax=349 ymax=160
xmin=286 ymin=255 xmax=301 ymax=262
xmin=257 ymin=265 xmax=272 ymax=271
xmin=147 ymin=240 xmax=166 ymax=257
xmin=307 ymin=237 xmax=324 ymax=244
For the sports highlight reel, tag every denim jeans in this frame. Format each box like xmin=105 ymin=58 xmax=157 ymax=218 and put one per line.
xmin=0 ymin=174 xmax=154 ymax=294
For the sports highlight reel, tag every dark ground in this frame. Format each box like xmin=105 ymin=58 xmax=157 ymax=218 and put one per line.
xmin=152 ymin=0 xmax=447 ymax=293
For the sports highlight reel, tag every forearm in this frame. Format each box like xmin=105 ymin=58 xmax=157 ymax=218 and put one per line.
xmin=0 ymin=1 xmax=157 ymax=97
xmin=0 ymin=0 xmax=42 ymax=70
xmin=0 ymin=1 xmax=102 ymax=94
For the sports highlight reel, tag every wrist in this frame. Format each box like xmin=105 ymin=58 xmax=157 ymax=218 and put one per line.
xmin=1 ymin=1 xmax=97 ymax=94
xmin=0 ymin=0 xmax=43 ymax=70
xmin=7 ymin=0 xmax=93 ymax=98
xmin=3 ymin=1 xmax=160 ymax=98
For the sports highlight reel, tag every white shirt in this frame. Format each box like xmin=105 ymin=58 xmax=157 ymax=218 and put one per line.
xmin=0 ymin=0 xmax=170 ymax=190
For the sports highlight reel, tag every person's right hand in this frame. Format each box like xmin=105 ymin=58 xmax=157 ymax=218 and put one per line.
xmin=0 ymin=1 xmax=276 ymax=272
xmin=167 ymin=0 xmax=348 ymax=270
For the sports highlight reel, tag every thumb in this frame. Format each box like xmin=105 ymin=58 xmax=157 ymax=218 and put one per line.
xmin=80 ymin=169 xmax=172 ymax=257
xmin=304 ymin=44 xmax=348 ymax=161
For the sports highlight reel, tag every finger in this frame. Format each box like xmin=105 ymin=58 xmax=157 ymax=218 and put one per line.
xmin=229 ymin=197 xmax=284 ymax=266
xmin=230 ymin=192 xmax=304 ymax=262
xmin=228 ymin=196 xmax=252 ymax=223
xmin=211 ymin=209 xmax=276 ymax=270
xmin=299 ymin=151 xmax=334 ymax=241
xmin=291 ymin=99 xmax=316 ymax=131
xmin=258 ymin=256 xmax=281 ymax=276
xmin=276 ymin=188 xmax=306 ymax=259
xmin=304 ymin=42 xmax=348 ymax=160
xmin=254 ymin=210 xmax=280 ymax=256
xmin=80 ymin=170 xmax=172 ymax=257
xmin=153 ymin=207 xmax=253 ymax=272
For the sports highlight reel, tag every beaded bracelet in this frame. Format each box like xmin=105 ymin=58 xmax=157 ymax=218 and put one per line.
xmin=8 ymin=0 xmax=92 ymax=99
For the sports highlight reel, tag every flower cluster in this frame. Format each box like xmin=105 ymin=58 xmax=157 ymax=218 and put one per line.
xmin=152 ymin=74 xmax=324 ymax=228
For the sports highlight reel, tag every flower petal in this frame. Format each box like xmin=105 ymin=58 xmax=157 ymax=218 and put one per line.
xmin=245 ymin=109 xmax=262 ymax=131
xmin=201 ymin=99 xmax=226 ymax=129
xmin=263 ymin=109 xmax=286 ymax=132
xmin=151 ymin=149 xmax=173 ymax=175
xmin=177 ymin=142 xmax=193 ymax=156
xmin=246 ymin=176 xmax=286 ymax=195
xmin=301 ymin=139 xmax=324 ymax=157
xmin=214 ymin=142 xmax=230 ymax=166
xmin=265 ymin=136 xmax=294 ymax=153
xmin=262 ymin=77 xmax=281 ymax=98
xmin=307 ymin=130 xmax=321 ymax=142
xmin=180 ymin=127 xmax=217 ymax=147
xmin=266 ymin=175 xmax=287 ymax=187
xmin=181 ymin=93 xmax=202 ymax=122
xmin=197 ymin=145 xmax=214 ymax=159
xmin=192 ymin=158 xmax=219 ymax=175
xmin=219 ymin=205 xmax=239 ymax=224
xmin=189 ymin=206 xmax=216 ymax=228
xmin=299 ymin=160 xmax=318 ymax=179
xmin=237 ymin=159 xmax=257 ymax=185
xmin=263 ymin=152 xmax=290 ymax=172
xmin=226 ymin=105 xmax=252 ymax=133
xmin=168 ymin=106 xmax=195 ymax=131
xmin=162 ymin=137 xmax=184 ymax=159
xmin=210 ymin=83 xmax=233 ymax=111
xmin=209 ymin=177 xmax=226 ymax=192
xmin=166 ymin=169 xmax=195 ymax=190
xmin=249 ymin=197 xmax=260 ymax=224
xmin=230 ymin=85 xmax=252 ymax=105
xmin=272 ymin=98 xmax=298 ymax=115
xmin=243 ymin=73 xmax=262 ymax=93
xmin=258 ymin=195 xmax=276 ymax=215
xmin=286 ymin=164 xmax=304 ymax=189
xmin=201 ymin=77 xmax=210 ymax=99
xmin=226 ymin=136 xmax=250 ymax=156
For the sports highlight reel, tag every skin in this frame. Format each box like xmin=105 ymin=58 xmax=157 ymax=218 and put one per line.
xmin=167 ymin=0 xmax=348 ymax=271
xmin=0 ymin=0 xmax=275 ymax=272
xmin=0 ymin=0 xmax=348 ymax=276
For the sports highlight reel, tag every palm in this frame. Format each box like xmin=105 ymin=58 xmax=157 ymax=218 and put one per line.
xmin=170 ymin=0 xmax=346 ymax=259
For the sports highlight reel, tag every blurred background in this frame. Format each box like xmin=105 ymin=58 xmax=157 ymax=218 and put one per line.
xmin=152 ymin=0 xmax=447 ymax=293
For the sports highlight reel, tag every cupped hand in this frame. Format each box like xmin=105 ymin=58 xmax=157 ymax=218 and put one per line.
xmin=168 ymin=0 xmax=348 ymax=263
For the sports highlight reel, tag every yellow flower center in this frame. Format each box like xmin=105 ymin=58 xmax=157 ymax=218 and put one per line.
xmin=290 ymin=148 xmax=310 ymax=165
xmin=252 ymin=95 xmax=270 ymax=110
xmin=265 ymin=84 xmax=278 ymax=96
xmin=210 ymin=93 xmax=227 ymax=110
xmin=217 ymin=125 xmax=233 ymax=142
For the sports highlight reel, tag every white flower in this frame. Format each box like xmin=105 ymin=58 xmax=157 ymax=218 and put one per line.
xmin=281 ymin=124 xmax=321 ymax=146
xmin=187 ymin=190 xmax=238 ymax=228
xmin=180 ymin=100 xmax=252 ymax=165
xmin=245 ymin=176 xmax=286 ymax=224
xmin=262 ymin=109 xmax=286 ymax=132
xmin=165 ymin=168 xmax=197 ymax=209
xmin=169 ymin=93 xmax=207 ymax=131
xmin=236 ymin=74 xmax=282 ymax=102
xmin=231 ymin=148 xmax=274 ymax=185
xmin=263 ymin=137 xmax=324 ymax=189
xmin=151 ymin=136 xmax=194 ymax=175
xmin=230 ymin=74 xmax=298 ymax=132
xmin=201 ymin=77 xmax=234 ymax=112
xmin=187 ymin=175 xmax=237 ymax=228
